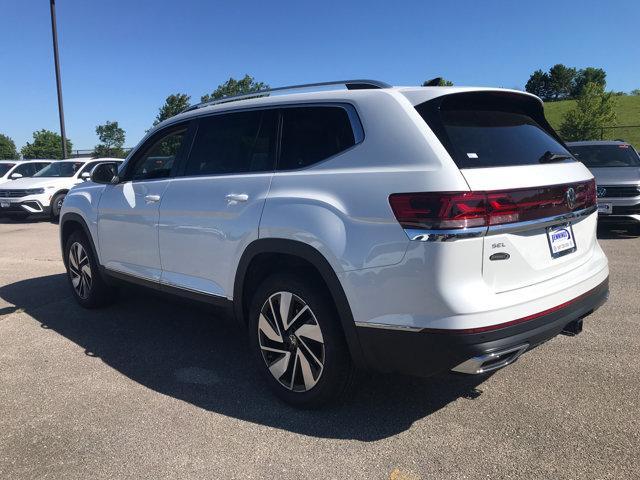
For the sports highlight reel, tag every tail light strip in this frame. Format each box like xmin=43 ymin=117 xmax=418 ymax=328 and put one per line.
xmin=391 ymin=180 xmax=597 ymax=242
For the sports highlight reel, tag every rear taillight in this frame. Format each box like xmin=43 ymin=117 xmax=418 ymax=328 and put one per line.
xmin=389 ymin=179 xmax=596 ymax=230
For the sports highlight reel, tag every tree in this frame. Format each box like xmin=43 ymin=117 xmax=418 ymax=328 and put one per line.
xmin=571 ymin=67 xmax=606 ymax=97
xmin=21 ymin=129 xmax=72 ymax=159
xmin=548 ymin=64 xmax=577 ymax=100
xmin=422 ymin=77 xmax=454 ymax=86
xmin=93 ymin=121 xmax=126 ymax=158
xmin=558 ymin=82 xmax=617 ymax=141
xmin=201 ymin=75 xmax=268 ymax=102
xmin=153 ymin=93 xmax=191 ymax=126
xmin=0 ymin=133 xmax=18 ymax=159
xmin=525 ymin=69 xmax=551 ymax=99
xmin=631 ymin=89 xmax=640 ymax=96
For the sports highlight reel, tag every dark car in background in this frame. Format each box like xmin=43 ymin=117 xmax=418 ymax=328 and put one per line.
xmin=567 ymin=140 xmax=640 ymax=234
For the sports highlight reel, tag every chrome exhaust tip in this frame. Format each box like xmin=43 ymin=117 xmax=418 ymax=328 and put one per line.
xmin=452 ymin=344 xmax=529 ymax=375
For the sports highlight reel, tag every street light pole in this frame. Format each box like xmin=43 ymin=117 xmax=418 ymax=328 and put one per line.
xmin=49 ymin=0 xmax=68 ymax=159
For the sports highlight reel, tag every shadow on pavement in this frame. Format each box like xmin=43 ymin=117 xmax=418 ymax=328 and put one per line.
xmin=0 ymin=216 xmax=52 ymax=225
xmin=0 ymin=273 xmax=490 ymax=441
xmin=597 ymin=224 xmax=639 ymax=240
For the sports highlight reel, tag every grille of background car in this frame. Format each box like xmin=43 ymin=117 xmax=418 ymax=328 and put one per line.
xmin=598 ymin=186 xmax=640 ymax=198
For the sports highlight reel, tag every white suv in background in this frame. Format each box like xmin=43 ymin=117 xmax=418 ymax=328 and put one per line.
xmin=0 ymin=158 xmax=122 ymax=220
xmin=0 ymin=159 xmax=52 ymax=184
xmin=59 ymin=80 xmax=609 ymax=407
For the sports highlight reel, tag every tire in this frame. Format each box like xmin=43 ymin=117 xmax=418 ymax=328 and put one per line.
xmin=64 ymin=230 xmax=115 ymax=308
xmin=248 ymin=273 xmax=355 ymax=408
xmin=50 ymin=193 xmax=66 ymax=221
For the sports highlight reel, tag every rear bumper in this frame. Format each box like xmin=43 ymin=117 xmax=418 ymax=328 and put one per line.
xmin=356 ymin=277 xmax=609 ymax=377
xmin=598 ymin=198 xmax=640 ymax=224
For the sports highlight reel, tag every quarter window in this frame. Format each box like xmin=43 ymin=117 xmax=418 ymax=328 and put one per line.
xmin=184 ymin=110 xmax=276 ymax=176
xmin=278 ymin=106 xmax=356 ymax=170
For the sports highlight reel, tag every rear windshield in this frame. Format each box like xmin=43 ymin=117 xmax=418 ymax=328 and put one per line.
xmin=416 ymin=93 xmax=573 ymax=169
xmin=568 ymin=144 xmax=640 ymax=168
xmin=0 ymin=164 xmax=16 ymax=176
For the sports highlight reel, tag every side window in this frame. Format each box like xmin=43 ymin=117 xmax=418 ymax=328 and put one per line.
xmin=184 ymin=110 xmax=276 ymax=176
xmin=129 ymin=128 xmax=187 ymax=181
xmin=279 ymin=106 xmax=356 ymax=170
xmin=35 ymin=163 xmax=50 ymax=173
xmin=78 ymin=161 xmax=100 ymax=176
xmin=14 ymin=163 xmax=36 ymax=176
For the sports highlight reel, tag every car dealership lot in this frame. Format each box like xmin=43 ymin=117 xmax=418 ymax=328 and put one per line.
xmin=0 ymin=220 xmax=638 ymax=480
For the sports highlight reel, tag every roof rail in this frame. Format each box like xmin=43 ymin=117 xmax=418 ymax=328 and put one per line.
xmin=182 ymin=79 xmax=391 ymax=113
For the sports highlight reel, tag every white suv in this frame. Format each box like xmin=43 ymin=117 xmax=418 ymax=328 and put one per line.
xmin=59 ymin=80 xmax=609 ymax=406
xmin=0 ymin=158 xmax=121 ymax=220
xmin=0 ymin=159 xmax=52 ymax=184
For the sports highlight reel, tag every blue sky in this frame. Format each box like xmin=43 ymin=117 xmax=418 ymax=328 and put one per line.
xmin=1 ymin=0 xmax=639 ymax=152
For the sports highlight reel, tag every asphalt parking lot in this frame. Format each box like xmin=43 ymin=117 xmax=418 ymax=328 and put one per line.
xmin=0 ymin=219 xmax=638 ymax=480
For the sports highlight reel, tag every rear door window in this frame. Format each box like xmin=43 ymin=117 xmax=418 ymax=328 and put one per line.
xmin=416 ymin=92 xmax=573 ymax=169
xmin=278 ymin=106 xmax=356 ymax=170
xmin=184 ymin=109 xmax=276 ymax=176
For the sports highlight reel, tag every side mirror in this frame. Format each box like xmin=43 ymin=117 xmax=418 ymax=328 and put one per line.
xmin=81 ymin=171 xmax=91 ymax=181
xmin=10 ymin=172 xmax=23 ymax=179
xmin=91 ymin=162 xmax=120 ymax=184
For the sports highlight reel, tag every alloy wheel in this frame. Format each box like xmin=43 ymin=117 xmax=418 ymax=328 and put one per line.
xmin=68 ymin=242 xmax=92 ymax=299
xmin=258 ymin=291 xmax=325 ymax=392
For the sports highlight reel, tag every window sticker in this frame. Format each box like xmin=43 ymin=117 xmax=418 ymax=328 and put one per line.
xmin=467 ymin=153 xmax=479 ymax=159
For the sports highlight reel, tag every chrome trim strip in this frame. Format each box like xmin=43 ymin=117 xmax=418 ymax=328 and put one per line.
xmin=354 ymin=321 xmax=423 ymax=332
xmin=403 ymin=205 xmax=597 ymax=241
xmin=104 ymin=267 xmax=158 ymax=284
xmin=486 ymin=205 xmax=597 ymax=235
xmin=404 ymin=226 xmax=487 ymax=242
xmin=160 ymin=280 xmax=231 ymax=300
xmin=105 ymin=267 xmax=231 ymax=300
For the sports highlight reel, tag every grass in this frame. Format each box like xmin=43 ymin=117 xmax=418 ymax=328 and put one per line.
xmin=544 ymin=95 xmax=640 ymax=148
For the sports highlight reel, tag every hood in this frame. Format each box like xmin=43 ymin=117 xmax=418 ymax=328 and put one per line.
xmin=588 ymin=167 xmax=640 ymax=186
xmin=0 ymin=176 xmax=76 ymax=190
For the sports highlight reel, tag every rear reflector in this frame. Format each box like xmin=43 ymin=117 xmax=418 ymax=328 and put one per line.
xmin=389 ymin=179 xmax=595 ymax=230
xmin=423 ymin=279 xmax=607 ymax=334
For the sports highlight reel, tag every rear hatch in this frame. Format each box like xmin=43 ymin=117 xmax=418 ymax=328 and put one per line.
xmin=415 ymin=91 xmax=597 ymax=293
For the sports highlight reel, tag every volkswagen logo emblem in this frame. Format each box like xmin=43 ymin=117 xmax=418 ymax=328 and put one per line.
xmin=596 ymin=186 xmax=606 ymax=198
xmin=566 ymin=187 xmax=576 ymax=209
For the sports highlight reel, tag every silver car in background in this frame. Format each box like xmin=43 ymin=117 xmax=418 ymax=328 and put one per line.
xmin=567 ymin=140 xmax=640 ymax=234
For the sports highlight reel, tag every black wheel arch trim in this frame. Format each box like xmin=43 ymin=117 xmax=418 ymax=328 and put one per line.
xmin=59 ymin=212 xmax=99 ymax=268
xmin=233 ymin=238 xmax=366 ymax=368
xmin=52 ymin=189 xmax=70 ymax=200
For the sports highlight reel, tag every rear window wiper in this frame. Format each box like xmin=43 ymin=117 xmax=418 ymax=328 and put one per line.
xmin=538 ymin=151 xmax=573 ymax=163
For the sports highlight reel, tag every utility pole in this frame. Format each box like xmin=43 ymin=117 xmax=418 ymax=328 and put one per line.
xmin=49 ymin=0 xmax=68 ymax=158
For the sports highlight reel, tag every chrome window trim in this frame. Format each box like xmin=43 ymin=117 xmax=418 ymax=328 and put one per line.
xmin=169 ymin=102 xmax=364 ymax=178
xmin=403 ymin=205 xmax=597 ymax=242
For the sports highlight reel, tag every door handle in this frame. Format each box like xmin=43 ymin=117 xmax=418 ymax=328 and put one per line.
xmin=144 ymin=194 xmax=161 ymax=203
xmin=225 ymin=193 xmax=249 ymax=203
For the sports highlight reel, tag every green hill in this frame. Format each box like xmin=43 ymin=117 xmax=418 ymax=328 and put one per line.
xmin=544 ymin=95 xmax=640 ymax=148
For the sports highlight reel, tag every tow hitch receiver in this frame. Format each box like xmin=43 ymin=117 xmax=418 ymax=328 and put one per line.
xmin=562 ymin=318 xmax=583 ymax=336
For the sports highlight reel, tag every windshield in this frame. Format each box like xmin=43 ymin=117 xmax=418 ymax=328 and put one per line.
xmin=568 ymin=144 xmax=640 ymax=168
xmin=34 ymin=161 xmax=85 ymax=177
xmin=416 ymin=93 xmax=573 ymax=169
xmin=0 ymin=164 xmax=16 ymax=176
